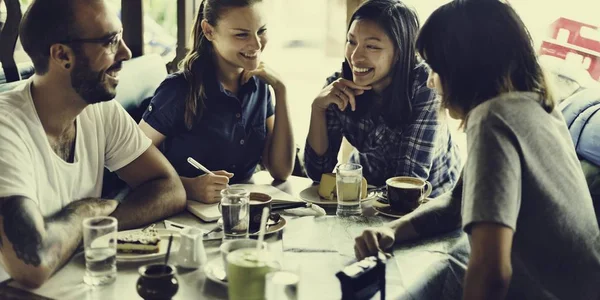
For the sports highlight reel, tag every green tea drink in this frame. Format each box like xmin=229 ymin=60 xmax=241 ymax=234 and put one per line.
xmin=227 ymin=248 xmax=278 ymax=300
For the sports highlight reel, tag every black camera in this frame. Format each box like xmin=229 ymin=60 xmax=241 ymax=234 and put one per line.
xmin=336 ymin=252 xmax=387 ymax=300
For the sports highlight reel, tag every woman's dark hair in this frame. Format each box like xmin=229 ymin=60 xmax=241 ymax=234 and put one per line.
xmin=416 ymin=0 xmax=554 ymax=119
xmin=343 ymin=0 xmax=420 ymax=127
xmin=179 ymin=0 xmax=261 ymax=130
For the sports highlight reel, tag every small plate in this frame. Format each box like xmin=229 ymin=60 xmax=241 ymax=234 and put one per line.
xmin=115 ymin=229 xmax=181 ymax=262
xmin=204 ymin=257 xmax=228 ymax=286
xmin=373 ymin=205 xmax=406 ymax=218
xmin=250 ymin=216 xmax=286 ymax=236
xmin=215 ymin=216 xmax=287 ymax=237
xmin=299 ymin=185 xmax=378 ymax=205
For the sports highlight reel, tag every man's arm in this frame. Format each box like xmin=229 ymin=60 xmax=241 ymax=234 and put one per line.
xmin=463 ymin=223 xmax=513 ymax=300
xmin=0 ymin=196 xmax=117 ymax=288
xmin=112 ymin=145 xmax=186 ymax=230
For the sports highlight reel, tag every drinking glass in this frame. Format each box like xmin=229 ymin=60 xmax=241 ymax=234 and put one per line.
xmin=265 ymin=270 xmax=300 ymax=300
xmin=82 ymin=216 xmax=118 ymax=286
xmin=220 ymin=188 xmax=250 ymax=240
xmin=335 ymin=163 xmax=363 ymax=216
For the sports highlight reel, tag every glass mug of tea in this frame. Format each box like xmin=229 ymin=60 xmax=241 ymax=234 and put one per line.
xmin=385 ymin=176 xmax=432 ymax=213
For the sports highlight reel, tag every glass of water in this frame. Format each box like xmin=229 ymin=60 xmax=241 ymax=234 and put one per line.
xmin=82 ymin=216 xmax=117 ymax=286
xmin=220 ymin=188 xmax=250 ymax=241
xmin=336 ymin=163 xmax=363 ymax=216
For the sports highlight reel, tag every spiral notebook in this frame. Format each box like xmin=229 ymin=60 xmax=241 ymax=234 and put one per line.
xmin=186 ymin=184 xmax=303 ymax=222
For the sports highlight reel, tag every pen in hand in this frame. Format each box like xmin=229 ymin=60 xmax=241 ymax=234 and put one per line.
xmin=187 ymin=157 xmax=215 ymax=175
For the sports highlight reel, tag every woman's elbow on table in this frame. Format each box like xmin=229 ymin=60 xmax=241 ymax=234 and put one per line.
xmin=268 ymin=167 xmax=292 ymax=182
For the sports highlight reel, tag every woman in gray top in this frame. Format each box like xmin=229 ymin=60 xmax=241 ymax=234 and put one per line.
xmin=354 ymin=1 xmax=600 ymax=299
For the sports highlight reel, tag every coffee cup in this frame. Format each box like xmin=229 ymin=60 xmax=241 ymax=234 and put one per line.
xmin=385 ymin=176 xmax=432 ymax=213
xmin=249 ymin=192 xmax=272 ymax=233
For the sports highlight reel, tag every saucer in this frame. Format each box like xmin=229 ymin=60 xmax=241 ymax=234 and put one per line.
xmin=373 ymin=205 xmax=406 ymax=218
xmin=250 ymin=216 xmax=287 ymax=236
xmin=373 ymin=198 xmax=431 ymax=218
xmin=204 ymin=257 xmax=228 ymax=286
xmin=216 ymin=216 xmax=287 ymax=237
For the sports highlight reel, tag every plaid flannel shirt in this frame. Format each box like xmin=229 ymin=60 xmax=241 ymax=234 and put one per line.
xmin=304 ymin=65 xmax=461 ymax=197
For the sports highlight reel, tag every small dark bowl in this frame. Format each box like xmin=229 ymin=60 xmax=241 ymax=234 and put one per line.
xmin=137 ymin=264 xmax=179 ymax=300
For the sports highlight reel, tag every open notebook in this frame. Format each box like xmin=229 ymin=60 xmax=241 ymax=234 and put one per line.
xmin=186 ymin=184 xmax=303 ymax=222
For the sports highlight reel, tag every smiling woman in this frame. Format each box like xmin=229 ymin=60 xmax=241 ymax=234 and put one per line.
xmin=304 ymin=0 xmax=461 ymax=197
xmin=138 ymin=0 xmax=295 ymax=204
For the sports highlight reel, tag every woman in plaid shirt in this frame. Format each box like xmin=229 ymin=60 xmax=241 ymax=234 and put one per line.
xmin=304 ymin=0 xmax=461 ymax=197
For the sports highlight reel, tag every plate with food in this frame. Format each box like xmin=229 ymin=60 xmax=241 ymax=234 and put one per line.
xmin=299 ymin=173 xmax=379 ymax=205
xmin=114 ymin=227 xmax=181 ymax=262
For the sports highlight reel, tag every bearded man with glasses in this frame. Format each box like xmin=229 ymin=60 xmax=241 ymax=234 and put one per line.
xmin=0 ymin=0 xmax=186 ymax=288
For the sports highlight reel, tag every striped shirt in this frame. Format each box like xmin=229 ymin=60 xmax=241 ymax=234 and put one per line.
xmin=304 ymin=65 xmax=461 ymax=197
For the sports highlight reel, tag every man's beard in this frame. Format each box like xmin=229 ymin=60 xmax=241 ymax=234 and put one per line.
xmin=70 ymin=53 xmax=117 ymax=104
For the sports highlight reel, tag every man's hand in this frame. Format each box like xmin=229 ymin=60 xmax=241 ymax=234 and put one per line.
xmin=188 ymin=171 xmax=234 ymax=203
xmin=354 ymin=226 xmax=396 ymax=260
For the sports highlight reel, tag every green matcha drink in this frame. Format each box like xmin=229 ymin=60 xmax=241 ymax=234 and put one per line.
xmin=227 ymin=248 xmax=278 ymax=300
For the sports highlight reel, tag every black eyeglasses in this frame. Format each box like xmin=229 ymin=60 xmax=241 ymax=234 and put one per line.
xmin=60 ymin=30 xmax=123 ymax=54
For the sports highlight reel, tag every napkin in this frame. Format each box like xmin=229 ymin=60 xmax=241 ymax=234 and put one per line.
xmin=281 ymin=203 xmax=326 ymax=217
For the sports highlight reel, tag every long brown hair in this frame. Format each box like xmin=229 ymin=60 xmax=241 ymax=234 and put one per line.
xmin=179 ymin=0 xmax=261 ymax=130
xmin=416 ymin=0 xmax=554 ymax=120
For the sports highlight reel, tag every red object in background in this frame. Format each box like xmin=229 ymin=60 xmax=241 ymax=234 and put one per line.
xmin=540 ymin=17 xmax=600 ymax=82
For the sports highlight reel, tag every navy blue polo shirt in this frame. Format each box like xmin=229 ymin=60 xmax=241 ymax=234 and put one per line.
xmin=142 ymin=72 xmax=274 ymax=183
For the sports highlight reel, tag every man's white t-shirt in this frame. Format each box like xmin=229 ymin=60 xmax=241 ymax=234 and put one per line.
xmin=0 ymin=79 xmax=152 ymax=216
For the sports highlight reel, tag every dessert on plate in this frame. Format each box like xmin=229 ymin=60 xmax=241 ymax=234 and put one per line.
xmin=117 ymin=225 xmax=161 ymax=254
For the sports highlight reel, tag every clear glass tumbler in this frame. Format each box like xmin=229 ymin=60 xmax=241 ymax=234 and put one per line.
xmin=335 ymin=163 xmax=363 ymax=216
xmin=220 ymin=188 xmax=250 ymax=241
xmin=265 ymin=270 xmax=300 ymax=300
xmin=82 ymin=216 xmax=118 ymax=286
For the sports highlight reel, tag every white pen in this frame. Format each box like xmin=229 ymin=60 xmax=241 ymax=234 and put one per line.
xmin=187 ymin=157 xmax=215 ymax=175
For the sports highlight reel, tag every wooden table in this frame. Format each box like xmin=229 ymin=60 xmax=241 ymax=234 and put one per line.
xmin=0 ymin=172 xmax=468 ymax=300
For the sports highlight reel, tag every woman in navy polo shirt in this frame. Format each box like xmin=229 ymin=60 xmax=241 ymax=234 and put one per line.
xmin=139 ymin=0 xmax=294 ymax=203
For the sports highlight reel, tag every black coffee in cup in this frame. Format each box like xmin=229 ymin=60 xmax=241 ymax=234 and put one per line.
xmin=385 ymin=177 xmax=432 ymax=213
xmin=248 ymin=192 xmax=272 ymax=233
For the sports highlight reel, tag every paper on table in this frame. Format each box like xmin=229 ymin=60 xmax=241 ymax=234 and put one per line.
xmin=282 ymin=216 xmax=386 ymax=257
xmin=187 ymin=184 xmax=303 ymax=222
